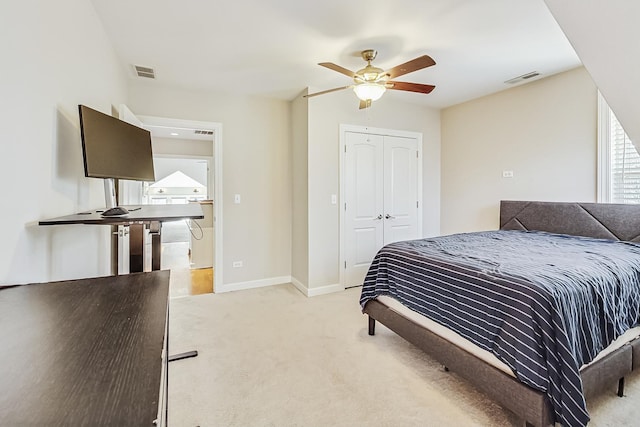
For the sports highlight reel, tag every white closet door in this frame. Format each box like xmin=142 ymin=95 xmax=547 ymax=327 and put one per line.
xmin=343 ymin=131 xmax=420 ymax=288
xmin=383 ymin=135 xmax=418 ymax=245
xmin=344 ymin=132 xmax=384 ymax=288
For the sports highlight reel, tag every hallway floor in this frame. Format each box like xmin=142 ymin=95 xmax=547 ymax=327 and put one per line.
xmin=160 ymin=221 xmax=213 ymax=298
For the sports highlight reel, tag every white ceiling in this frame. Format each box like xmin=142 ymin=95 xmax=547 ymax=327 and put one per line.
xmin=91 ymin=0 xmax=581 ymax=109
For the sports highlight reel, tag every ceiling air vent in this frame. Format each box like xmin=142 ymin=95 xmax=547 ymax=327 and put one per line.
xmin=194 ymin=130 xmax=214 ymax=135
xmin=505 ymin=71 xmax=540 ymax=85
xmin=133 ymin=65 xmax=156 ymax=79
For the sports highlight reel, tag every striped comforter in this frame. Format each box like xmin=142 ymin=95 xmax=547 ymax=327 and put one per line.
xmin=359 ymin=230 xmax=640 ymax=427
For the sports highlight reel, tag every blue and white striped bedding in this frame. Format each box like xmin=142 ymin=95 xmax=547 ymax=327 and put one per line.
xmin=359 ymin=230 xmax=640 ymax=427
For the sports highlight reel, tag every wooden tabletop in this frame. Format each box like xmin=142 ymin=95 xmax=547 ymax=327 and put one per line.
xmin=39 ymin=203 xmax=204 ymax=226
xmin=0 ymin=271 xmax=170 ymax=426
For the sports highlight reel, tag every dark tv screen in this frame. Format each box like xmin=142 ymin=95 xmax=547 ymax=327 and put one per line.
xmin=78 ymin=104 xmax=155 ymax=181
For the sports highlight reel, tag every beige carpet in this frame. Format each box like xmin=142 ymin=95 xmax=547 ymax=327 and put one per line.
xmin=168 ymin=284 xmax=640 ymax=426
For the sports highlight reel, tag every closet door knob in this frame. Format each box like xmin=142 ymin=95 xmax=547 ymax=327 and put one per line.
xmin=374 ymin=214 xmax=383 ymax=220
xmin=385 ymin=214 xmax=396 ymax=220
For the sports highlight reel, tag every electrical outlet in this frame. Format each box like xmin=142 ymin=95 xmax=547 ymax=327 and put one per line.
xmin=232 ymin=261 xmax=243 ymax=268
xmin=502 ymin=170 xmax=514 ymax=178
xmin=234 ymin=194 xmax=241 ymax=204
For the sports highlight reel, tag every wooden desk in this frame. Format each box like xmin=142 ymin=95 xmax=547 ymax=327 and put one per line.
xmin=0 ymin=271 xmax=170 ymax=426
xmin=39 ymin=204 xmax=204 ymax=274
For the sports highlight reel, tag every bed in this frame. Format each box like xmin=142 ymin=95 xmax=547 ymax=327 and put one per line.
xmin=360 ymin=200 xmax=640 ymax=427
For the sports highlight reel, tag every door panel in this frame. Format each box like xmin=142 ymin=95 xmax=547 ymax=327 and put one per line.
xmin=383 ymin=136 xmax=418 ymax=245
xmin=344 ymin=132 xmax=384 ymax=287
xmin=354 ymin=228 xmax=380 ymax=265
xmin=385 ymin=224 xmax=414 ymax=244
xmin=354 ymin=144 xmax=379 ymax=219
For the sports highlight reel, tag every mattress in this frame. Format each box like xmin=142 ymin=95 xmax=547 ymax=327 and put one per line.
xmin=377 ymin=295 xmax=640 ymax=376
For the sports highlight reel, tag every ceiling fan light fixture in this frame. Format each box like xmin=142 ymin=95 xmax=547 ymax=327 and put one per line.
xmin=307 ymin=50 xmax=436 ymax=104
xmin=353 ymin=83 xmax=386 ymax=101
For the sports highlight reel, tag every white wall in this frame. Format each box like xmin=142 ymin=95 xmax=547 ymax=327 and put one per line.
xmin=305 ymin=90 xmax=441 ymax=290
xmin=290 ymin=90 xmax=309 ymax=287
xmin=0 ymin=0 xmax=128 ymax=283
xmin=441 ymin=67 xmax=597 ymax=234
xmin=128 ymin=83 xmax=292 ymax=286
xmin=544 ymin=1 xmax=640 ymax=145
xmin=152 ymin=136 xmax=213 ymax=158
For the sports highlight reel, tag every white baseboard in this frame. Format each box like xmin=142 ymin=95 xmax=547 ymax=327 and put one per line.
xmin=217 ymin=275 xmax=291 ymax=293
xmin=308 ymin=283 xmax=344 ymax=297
xmin=290 ymin=276 xmax=308 ymax=296
xmin=219 ymin=275 xmax=344 ymax=297
xmin=291 ymin=277 xmax=343 ymax=297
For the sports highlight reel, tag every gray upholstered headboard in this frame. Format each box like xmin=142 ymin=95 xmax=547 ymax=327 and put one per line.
xmin=500 ymin=200 xmax=640 ymax=242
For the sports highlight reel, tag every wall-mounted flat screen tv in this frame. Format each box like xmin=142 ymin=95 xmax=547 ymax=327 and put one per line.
xmin=78 ymin=104 xmax=155 ymax=182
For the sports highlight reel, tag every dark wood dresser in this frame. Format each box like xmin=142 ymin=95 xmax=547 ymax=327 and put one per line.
xmin=0 ymin=271 xmax=170 ymax=426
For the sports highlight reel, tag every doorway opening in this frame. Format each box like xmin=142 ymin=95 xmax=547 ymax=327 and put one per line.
xmin=138 ymin=115 xmax=223 ymax=298
xmin=150 ymin=156 xmax=213 ymax=296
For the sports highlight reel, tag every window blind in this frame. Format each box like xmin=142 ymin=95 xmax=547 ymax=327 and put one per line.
xmin=610 ymin=110 xmax=640 ymax=203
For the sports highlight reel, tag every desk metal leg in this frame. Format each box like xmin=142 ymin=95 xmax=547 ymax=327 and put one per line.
xmin=150 ymin=221 xmax=161 ymax=271
xmin=111 ymin=225 xmax=119 ymax=276
xmin=129 ymin=224 xmax=145 ymax=273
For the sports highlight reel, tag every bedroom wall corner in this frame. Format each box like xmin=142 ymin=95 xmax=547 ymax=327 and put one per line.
xmin=290 ymin=89 xmax=310 ymax=292
xmin=440 ymin=67 xmax=598 ymax=235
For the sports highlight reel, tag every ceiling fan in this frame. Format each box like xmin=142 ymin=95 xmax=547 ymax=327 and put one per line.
xmin=305 ymin=49 xmax=436 ymax=109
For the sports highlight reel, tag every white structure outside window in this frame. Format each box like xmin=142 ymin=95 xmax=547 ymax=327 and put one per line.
xmin=144 ymin=171 xmax=207 ymax=205
xmin=598 ymin=92 xmax=640 ymax=203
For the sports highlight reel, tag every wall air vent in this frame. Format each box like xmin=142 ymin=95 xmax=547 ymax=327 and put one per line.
xmin=194 ymin=130 xmax=214 ymax=135
xmin=505 ymin=71 xmax=540 ymax=85
xmin=133 ymin=65 xmax=156 ymax=79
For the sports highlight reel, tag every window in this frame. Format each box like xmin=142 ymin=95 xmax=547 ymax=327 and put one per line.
xmin=598 ymin=93 xmax=640 ymax=203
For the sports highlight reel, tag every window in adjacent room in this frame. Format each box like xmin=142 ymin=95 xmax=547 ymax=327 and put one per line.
xmin=598 ymin=93 xmax=640 ymax=203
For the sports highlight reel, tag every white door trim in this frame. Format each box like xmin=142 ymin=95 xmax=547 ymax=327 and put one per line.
xmin=138 ymin=115 xmax=223 ymax=292
xmin=339 ymin=124 xmax=423 ymax=289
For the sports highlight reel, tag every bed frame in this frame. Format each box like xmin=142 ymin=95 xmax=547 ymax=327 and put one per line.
xmin=364 ymin=200 xmax=640 ymax=427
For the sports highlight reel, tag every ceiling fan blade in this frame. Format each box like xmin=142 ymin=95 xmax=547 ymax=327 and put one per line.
xmin=385 ymin=55 xmax=436 ymax=79
xmin=359 ymin=99 xmax=372 ymax=109
xmin=319 ymin=62 xmax=356 ymax=78
xmin=304 ymin=85 xmax=352 ymax=98
xmin=387 ymin=81 xmax=436 ymax=94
